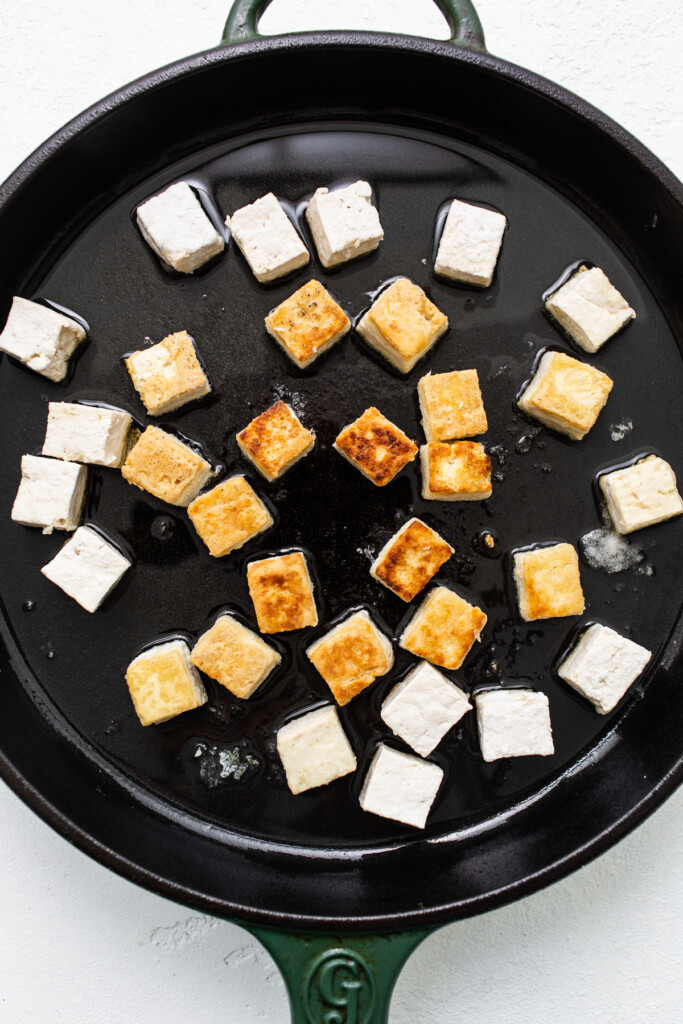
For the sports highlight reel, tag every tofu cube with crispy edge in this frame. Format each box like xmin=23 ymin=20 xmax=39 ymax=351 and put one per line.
xmin=381 ymin=660 xmax=471 ymax=757
xmin=435 ymin=199 xmax=506 ymax=287
xmin=305 ymin=180 xmax=384 ymax=268
xmin=125 ymin=331 xmax=210 ymax=416
xmin=599 ymin=455 xmax=683 ymax=534
xmin=121 ymin=426 xmax=212 ymax=507
xmin=418 ymin=369 xmax=488 ymax=442
xmin=237 ymin=400 xmax=315 ymax=481
xmin=41 ymin=525 xmax=131 ymax=612
xmin=475 ymin=689 xmax=554 ymax=761
xmin=546 ymin=266 xmax=635 ymax=353
xmin=359 ymin=744 xmax=443 ymax=829
xmin=190 ymin=614 xmax=281 ymax=699
xmin=400 ymin=585 xmax=487 ymax=671
xmin=356 ymin=278 xmax=448 ymax=374
xmin=264 ymin=280 xmax=350 ymax=369
xmin=247 ymin=551 xmax=318 ymax=633
xmin=306 ymin=610 xmax=394 ymax=706
xmin=126 ymin=639 xmax=207 ymax=726
xmin=334 ymin=406 xmax=417 ymax=487
xmin=43 ymin=402 xmax=132 ymax=468
xmin=136 ymin=182 xmax=224 ymax=273
xmin=370 ymin=517 xmax=453 ymax=603
xmin=517 ymin=351 xmax=613 ymax=441
xmin=12 ymin=455 xmax=87 ymax=533
xmin=187 ymin=475 xmax=273 ymax=557
xmin=0 ymin=296 xmax=86 ymax=382
xmin=557 ymin=623 xmax=652 ymax=714
xmin=227 ymin=192 xmax=309 ymax=283
xmin=513 ymin=543 xmax=585 ymax=622
xmin=277 ymin=706 xmax=356 ymax=794
xmin=421 ymin=441 xmax=492 ymax=500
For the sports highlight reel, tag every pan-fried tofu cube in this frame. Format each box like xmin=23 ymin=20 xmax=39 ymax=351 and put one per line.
xmin=305 ymin=180 xmax=383 ymax=268
xmin=418 ymin=369 xmax=488 ymax=442
xmin=125 ymin=331 xmax=210 ymax=416
xmin=400 ymin=585 xmax=487 ymax=671
xmin=227 ymin=192 xmax=309 ymax=283
xmin=421 ymin=441 xmax=492 ymax=500
xmin=334 ymin=407 xmax=417 ymax=487
xmin=513 ymin=543 xmax=585 ymax=622
xmin=121 ymin=426 xmax=212 ymax=507
xmin=247 ymin=551 xmax=318 ymax=633
xmin=475 ymin=689 xmax=554 ymax=761
xmin=370 ymin=517 xmax=453 ymax=603
xmin=517 ymin=351 xmax=613 ymax=441
xmin=557 ymin=623 xmax=652 ymax=714
xmin=277 ymin=706 xmax=356 ymax=794
xmin=264 ymin=280 xmax=350 ymax=368
xmin=126 ymin=639 xmax=207 ymax=726
xmin=12 ymin=455 xmax=87 ymax=533
xmin=435 ymin=199 xmax=506 ymax=287
xmin=306 ymin=610 xmax=393 ymax=706
xmin=136 ymin=182 xmax=224 ymax=273
xmin=187 ymin=475 xmax=273 ymax=557
xmin=356 ymin=278 xmax=448 ymax=373
xmin=237 ymin=400 xmax=315 ymax=481
xmin=190 ymin=613 xmax=281 ymax=699
xmin=41 ymin=525 xmax=131 ymax=612
xmin=0 ymin=296 xmax=86 ymax=382
xmin=599 ymin=455 xmax=683 ymax=534
xmin=381 ymin=660 xmax=471 ymax=756
xmin=43 ymin=402 xmax=132 ymax=468
xmin=359 ymin=744 xmax=443 ymax=829
xmin=546 ymin=266 xmax=635 ymax=353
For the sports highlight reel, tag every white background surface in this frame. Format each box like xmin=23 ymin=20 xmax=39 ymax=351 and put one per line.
xmin=0 ymin=2 xmax=681 ymax=1021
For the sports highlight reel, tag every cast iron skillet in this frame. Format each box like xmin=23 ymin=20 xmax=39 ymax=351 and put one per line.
xmin=0 ymin=1 xmax=682 ymax=1019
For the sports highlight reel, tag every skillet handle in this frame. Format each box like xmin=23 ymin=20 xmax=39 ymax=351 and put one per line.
xmin=221 ymin=0 xmax=486 ymax=50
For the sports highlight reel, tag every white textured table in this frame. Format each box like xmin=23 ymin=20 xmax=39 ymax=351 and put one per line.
xmin=1 ymin=2 xmax=681 ymax=1021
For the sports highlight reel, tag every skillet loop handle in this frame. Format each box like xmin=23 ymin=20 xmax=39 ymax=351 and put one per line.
xmin=221 ymin=0 xmax=486 ymax=51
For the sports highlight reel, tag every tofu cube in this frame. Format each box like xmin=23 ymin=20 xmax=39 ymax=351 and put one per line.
xmin=227 ymin=192 xmax=309 ymax=283
xmin=237 ymin=400 xmax=315 ymax=481
xmin=12 ymin=454 xmax=87 ymax=533
xmin=121 ymin=426 xmax=212 ymax=507
xmin=41 ymin=525 xmax=131 ymax=612
xmin=545 ymin=266 xmax=635 ymax=353
xmin=435 ymin=199 xmax=506 ymax=287
xmin=418 ymin=369 xmax=488 ymax=442
xmin=187 ymin=475 xmax=273 ymax=557
xmin=247 ymin=551 xmax=318 ymax=633
xmin=599 ymin=455 xmax=683 ymax=534
xmin=190 ymin=613 xmax=281 ymax=699
xmin=517 ymin=350 xmax=613 ymax=441
xmin=0 ymin=296 xmax=86 ymax=382
xmin=557 ymin=623 xmax=652 ymax=714
xmin=513 ymin=543 xmax=585 ymax=622
xmin=306 ymin=610 xmax=394 ymax=707
xmin=421 ymin=441 xmax=492 ymax=500
xmin=264 ymin=279 xmax=350 ymax=369
xmin=381 ymin=660 xmax=471 ymax=756
xmin=334 ymin=406 xmax=417 ymax=487
xmin=276 ymin=706 xmax=356 ymax=794
xmin=136 ymin=181 xmax=224 ymax=273
xmin=356 ymin=278 xmax=448 ymax=374
xmin=399 ymin=585 xmax=487 ymax=671
xmin=359 ymin=744 xmax=443 ymax=829
xmin=43 ymin=402 xmax=132 ymax=468
xmin=305 ymin=180 xmax=383 ymax=268
xmin=125 ymin=639 xmax=207 ymax=726
xmin=475 ymin=689 xmax=554 ymax=761
xmin=370 ymin=517 xmax=453 ymax=603
xmin=125 ymin=331 xmax=211 ymax=416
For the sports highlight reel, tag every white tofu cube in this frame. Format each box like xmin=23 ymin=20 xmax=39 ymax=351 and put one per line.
xmin=276 ymin=705 xmax=356 ymax=795
xmin=474 ymin=689 xmax=554 ymax=761
xmin=0 ymin=297 xmax=86 ymax=382
xmin=557 ymin=623 xmax=652 ymax=714
xmin=599 ymin=455 xmax=683 ymax=534
xmin=12 ymin=454 xmax=87 ymax=533
xmin=434 ymin=199 xmax=506 ymax=287
xmin=41 ymin=525 xmax=132 ymax=612
xmin=545 ymin=266 xmax=635 ymax=352
xmin=381 ymin=660 xmax=471 ymax=756
xmin=42 ymin=402 xmax=132 ymax=468
xmin=226 ymin=193 xmax=309 ymax=283
xmin=305 ymin=180 xmax=383 ymax=268
xmin=136 ymin=182 xmax=224 ymax=273
xmin=359 ymin=744 xmax=443 ymax=829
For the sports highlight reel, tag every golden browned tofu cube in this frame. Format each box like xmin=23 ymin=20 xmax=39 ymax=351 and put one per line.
xmin=400 ymin=585 xmax=487 ymax=670
xmin=264 ymin=279 xmax=350 ymax=369
xmin=246 ymin=551 xmax=318 ymax=633
xmin=125 ymin=330 xmax=211 ymax=415
xmin=190 ymin=614 xmax=281 ymax=699
xmin=418 ymin=369 xmax=488 ymax=442
xmin=333 ymin=406 xmax=417 ymax=486
xmin=187 ymin=475 xmax=273 ymax=557
xmin=370 ymin=517 xmax=453 ymax=602
xmin=237 ymin=400 xmax=315 ymax=482
xmin=125 ymin=639 xmax=207 ymax=726
xmin=121 ymin=425 xmax=212 ymax=506
xmin=306 ymin=610 xmax=394 ymax=706
xmin=513 ymin=543 xmax=585 ymax=621
xmin=356 ymin=278 xmax=448 ymax=373
xmin=421 ymin=441 xmax=492 ymax=500
xmin=517 ymin=351 xmax=613 ymax=440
